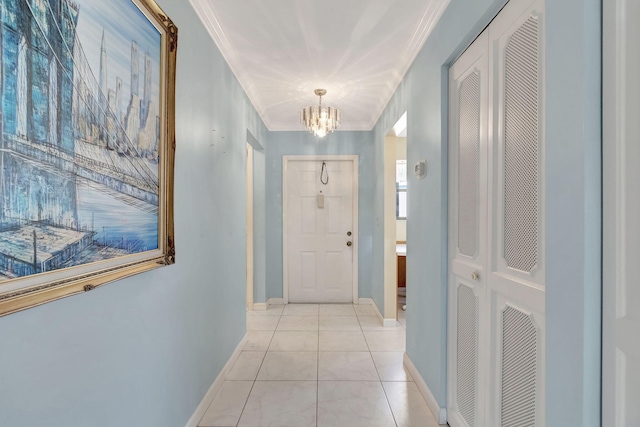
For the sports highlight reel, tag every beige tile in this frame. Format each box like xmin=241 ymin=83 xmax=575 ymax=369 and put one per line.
xmin=319 ymin=304 xmax=356 ymax=316
xmin=243 ymin=331 xmax=274 ymax=351
xmin=364 ymin=330 xmax=406 ymax=352
xmin=198 ymin=381 xmax=253 ymax=427
xmin=269 ymin=331 xmax=319 ymax=351
xmin=318 ymin=352 xmax=379 ymax=381
xmin=383 ymin=382 xmax=441 ymax=427
xmin=371 ymin=352 xmax=413 ymax=382
xmin=283 ymin=304 xmax=319 ymax=316
xmin=226 ymin=351 xmax=265 ymax=381
xmin=319 ymin=331 xmax=369 ymax=352
xmin=354 ymin=304 xmax=377 ymax=316
xmin=359 ymin=315 xmax=403 ymax=330
xmin=257 ymin=351 xmax=318 ymax=380
xmin=317 ymin=381 xmax=396 ymax=427
xmin=246 ymin=315 xmax=280 ymax=331
xmin=277 ymin=315 xmax=319 ymax=331
xmin=247 ymin=304 xmax=284 ymax=316
xmin=319 ymin=315 xmax=361 ymax=331
xmin=238 ymin=381 xmax=317 ymax=427
xmin=399 ymin=316 xmax=407 ymax=328
xmin=357 ymin=315 xmax=383 ymax=328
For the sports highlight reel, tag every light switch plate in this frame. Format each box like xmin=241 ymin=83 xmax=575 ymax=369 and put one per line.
xmin=414 ymin=160 xmax=427 ymax=178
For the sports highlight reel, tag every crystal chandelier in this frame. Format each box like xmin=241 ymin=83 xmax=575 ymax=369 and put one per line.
xmin=300 ymin=89 xmax=341 ymax=138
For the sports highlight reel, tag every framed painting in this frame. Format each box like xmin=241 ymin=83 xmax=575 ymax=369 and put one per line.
xmin=0 ymin=0 xmax=177 ymax=316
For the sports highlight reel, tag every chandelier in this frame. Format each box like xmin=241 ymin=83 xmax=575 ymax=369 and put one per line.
xmin=301 ymin=89 xmax=341 ymax=138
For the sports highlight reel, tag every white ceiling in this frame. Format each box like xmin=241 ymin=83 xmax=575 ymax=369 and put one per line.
xmin=189 ymin=0 xmax=450 ymax=131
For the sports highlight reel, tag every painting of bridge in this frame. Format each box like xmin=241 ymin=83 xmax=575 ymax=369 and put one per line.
xmin=0 ymin=0 xmax=163 ymax=282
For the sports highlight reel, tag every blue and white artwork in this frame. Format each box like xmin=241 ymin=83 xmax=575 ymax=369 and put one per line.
xmin=0 ymin=0 xmax=162 ymax=281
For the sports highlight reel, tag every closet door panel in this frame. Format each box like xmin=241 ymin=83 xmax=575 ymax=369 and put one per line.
xmin=447 ymin=30 xmax=489 ymax=427
xmin=487 ymin=0 xmax=545 ymax=425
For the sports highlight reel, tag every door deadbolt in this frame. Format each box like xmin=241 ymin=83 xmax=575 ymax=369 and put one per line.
xmin=347 ymin=231 xmax=352 ymax=236
xmin=471 ymin=272 xmax=480 ymax=281
xmin=347 ymin=241 xmax=352 ymax=247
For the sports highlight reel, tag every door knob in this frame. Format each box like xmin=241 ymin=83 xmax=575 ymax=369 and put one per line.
xmin=471 ymin=271 xmax=480 ymax=281
xmin=347 ymin=241 xmax=352 ymax=247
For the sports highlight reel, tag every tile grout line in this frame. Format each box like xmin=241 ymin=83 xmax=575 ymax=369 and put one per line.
xmin=234 ymin=309 xmax=283 ymax=427
xmin=240 ymin=305 xmax=408 ymax=427
xmin=361 ymin=305 xmax=400 ymax=427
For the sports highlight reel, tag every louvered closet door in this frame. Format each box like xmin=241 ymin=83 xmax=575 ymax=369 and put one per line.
xmin=447 ymin=30 xmax=489 ymax=427
xmin=448 ymin=0 xmax=545 ymax=426
xmin=486 ymin=0 xmax=545 ymax=425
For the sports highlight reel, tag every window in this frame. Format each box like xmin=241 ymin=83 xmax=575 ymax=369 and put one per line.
xmin=396 ymin=160 xmax=407 ymax=219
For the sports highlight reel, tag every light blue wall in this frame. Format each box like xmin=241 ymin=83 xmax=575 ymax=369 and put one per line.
xmin=0 ymin=0 xmax=268 ymax=425
xmin=0 ymin=0 xmax=602 ymax=425
xmin=371 ymin=0 xmax=601 ymax=425
xmin=372 ymin=0 xmax=509 ymax=409
xmin=545 ymin=0 xmax=601 ymax=425
xmin=263 ymin=131 xmax=374 ymax=302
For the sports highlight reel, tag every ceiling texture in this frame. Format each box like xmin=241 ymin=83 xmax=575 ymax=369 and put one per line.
xmin=188 ymin=0 xmax=450 ymax=131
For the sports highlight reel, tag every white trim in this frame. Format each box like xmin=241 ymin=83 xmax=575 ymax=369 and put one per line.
xmin=363 ymin=297 xmax=397 ymax=327
xmin=404 ymin=352 xmax=448 ymax=424
xmin=282 ymin=155 xmax=359 ymax=304
xmin=603 ymin=0 xmax=629 ymax=423
xmin=188 ymin=0 xmax=450 ymax=132
xmin=251 ymin=303 xmax=267 ymax=311
xmin=383 ymin=133 xmax=399 ymax=320
xmin=267 ymin=298 xmax=285 ymax=306
xmin=184 ymin=335 xmax=248 ymax=427
xmin=372 ymin=298 xmax=384 ymax=323
xmin=246 ymin=144 xmax=254 ymax=312
xmin=383 ymin=318 xmax=398 ymax=327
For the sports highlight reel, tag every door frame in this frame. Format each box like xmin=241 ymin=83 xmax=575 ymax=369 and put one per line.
xmin=282 ymin=155 xmax=359 ymax=304
xmin=383 ymin=135 xmax=397 ymax=320
xmin=246 ymin=143 xmax=254 ymax=311
xmin=603 ymin=0 xmax=629 ymax=423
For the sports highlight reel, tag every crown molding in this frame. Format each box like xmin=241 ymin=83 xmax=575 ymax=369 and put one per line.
xmin=189 ymin=0 xmax=451 ymax=132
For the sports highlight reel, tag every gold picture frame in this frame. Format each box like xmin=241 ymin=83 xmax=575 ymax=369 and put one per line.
xmin=0 ymin=0 xmax=177 ymax=316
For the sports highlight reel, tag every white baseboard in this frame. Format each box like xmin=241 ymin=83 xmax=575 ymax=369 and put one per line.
xmin=361 ymin=298 xmax=397 ymax=327
xmin=267 ymin=298 xmax=284 ymax=306
xmin=383 ymin=318 xmax=398 ymax=327
xmin=252 ymin=303 xmax=267 ymax=311
xmin=185 ymin=335 xmax=247 ymax=427
xmin=403 ymin=352 xmax=448 ymax=425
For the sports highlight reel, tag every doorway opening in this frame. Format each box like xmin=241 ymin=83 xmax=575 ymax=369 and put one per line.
xmin=384 ymin=112 xmax=407 ymax=323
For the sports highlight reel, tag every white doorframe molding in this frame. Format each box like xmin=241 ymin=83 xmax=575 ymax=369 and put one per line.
xmin=282 ymin=155 xmax=359 ymax=304
xmin=246 ymin=144 xmax=254 ymax=311
xmin=603 ymin=0 xmax=629 ymax=423
xmin=383 ymin=134 xmax=399 ymax=321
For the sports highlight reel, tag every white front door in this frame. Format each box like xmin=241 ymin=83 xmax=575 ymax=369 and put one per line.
xmin=284 ymin=158 xmax=356 ymax=303
xmin=448 ymin=0 xmax=545 ymax=425
xmin=604 ymin=1 xmax=640 ymax=425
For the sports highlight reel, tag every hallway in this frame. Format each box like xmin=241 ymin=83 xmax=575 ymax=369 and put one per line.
xmin=198 ymin=304 xmax=440 ymax=427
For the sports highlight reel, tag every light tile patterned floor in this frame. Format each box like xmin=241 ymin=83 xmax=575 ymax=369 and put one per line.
xmin=198 ymin=303 xmax=442 ymax=427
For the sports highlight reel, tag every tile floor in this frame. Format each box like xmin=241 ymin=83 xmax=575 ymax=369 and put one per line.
xmin=198 ymin=303 xmax=443 ymax=427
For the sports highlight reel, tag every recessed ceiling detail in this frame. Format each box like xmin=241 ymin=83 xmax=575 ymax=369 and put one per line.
xmin=189 ymin=0 xmax=451 ymax=131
